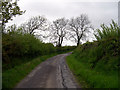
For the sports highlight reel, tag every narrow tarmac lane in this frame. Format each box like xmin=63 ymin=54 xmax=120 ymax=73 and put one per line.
xmin=16 ymin=52 xmax=80 ymax=88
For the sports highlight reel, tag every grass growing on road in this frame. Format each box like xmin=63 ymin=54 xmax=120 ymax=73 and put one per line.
xmin=2 ymin=53 xmax=58 ymax=88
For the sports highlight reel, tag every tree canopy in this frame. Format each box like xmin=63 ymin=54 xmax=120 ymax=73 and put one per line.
xmin=68 ymin=14 xmax=93 ymax=46
xmin=1 ymin=0 xmax=25 ymax=32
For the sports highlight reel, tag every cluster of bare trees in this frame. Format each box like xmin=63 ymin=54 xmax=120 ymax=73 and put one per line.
xmin=7 ymin=14 xmax=93 ymax=47
xmin=49 ymin=18 xmax=68 ymax=47
xmin=48 ymin=14 xmax=93 ymax=46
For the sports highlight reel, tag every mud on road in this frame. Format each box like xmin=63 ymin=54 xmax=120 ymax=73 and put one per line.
xmin=16 ymin=52 xmax=80 ymax=88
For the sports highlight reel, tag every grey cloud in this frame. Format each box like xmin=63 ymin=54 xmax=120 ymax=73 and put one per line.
xmin=7 ymin=1 xmax=118 ymax=28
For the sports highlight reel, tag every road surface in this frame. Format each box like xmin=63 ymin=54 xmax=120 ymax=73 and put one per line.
xmin=16 ymin=52 xmax=80 ymax=88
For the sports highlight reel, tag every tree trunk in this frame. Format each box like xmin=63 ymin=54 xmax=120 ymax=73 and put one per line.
xmin=77 ymin=41 xmax=79 ymax=46
xmin=77 ymin=37 xmax=80 ymax=46
xmin=60 ymin=37 xmax=63 ymax=47
xmin=58 ymin=44 xmax=61 ymax=47
xmin=30 ymin=30 xmax=33 ymax=34
xmin=57 ymin=37 xmax=61 ymax=47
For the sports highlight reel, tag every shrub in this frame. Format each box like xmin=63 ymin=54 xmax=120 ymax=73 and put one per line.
xmin=2 ymin=29 xmax=76 ymax=71
xmin=2 ymin=31 xmax=57 ymax=70
xmin=94 ymin=20 xmax=120 ymax=41
xmin=66 ymin=20 xmax=119 ymax=88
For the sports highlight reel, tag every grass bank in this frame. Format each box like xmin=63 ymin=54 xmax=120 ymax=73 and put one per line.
xmin=66 ymin=53 xmax=118 ymax=88
xmin=66 ymin=21 xmax=119 ymax=88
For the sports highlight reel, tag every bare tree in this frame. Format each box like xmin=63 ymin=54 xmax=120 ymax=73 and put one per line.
xmin=18 ymin=23 xmax=29 ymax=34
xmin=68 ymin=14 xmax=93 ymax=46
xmin=20 ymin=16 xmax=47 ymax=34
xmin=49 ymin=18 xmax=68 ymax=47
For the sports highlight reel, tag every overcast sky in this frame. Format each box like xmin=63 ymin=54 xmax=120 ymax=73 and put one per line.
xmin=6 ymin=0 xmax=119 ymax=46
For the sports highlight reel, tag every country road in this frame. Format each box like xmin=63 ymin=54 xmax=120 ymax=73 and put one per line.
xmin=16 ymin=52 xmax=80 ymax=88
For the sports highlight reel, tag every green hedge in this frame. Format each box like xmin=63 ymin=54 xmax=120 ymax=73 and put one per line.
xmin=74 ymin=37 xmax=119 ymax=71
xmin=2 ymin=31 xmax=76 ymax=71
xmin=66 ymin=20 xmax=119 ymax=88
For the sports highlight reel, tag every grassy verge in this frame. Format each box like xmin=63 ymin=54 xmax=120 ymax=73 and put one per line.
xmin=2 ymin=53 xmax=61 ymax=88
xmin=66 ymin=53 xmax=118 ymax=88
